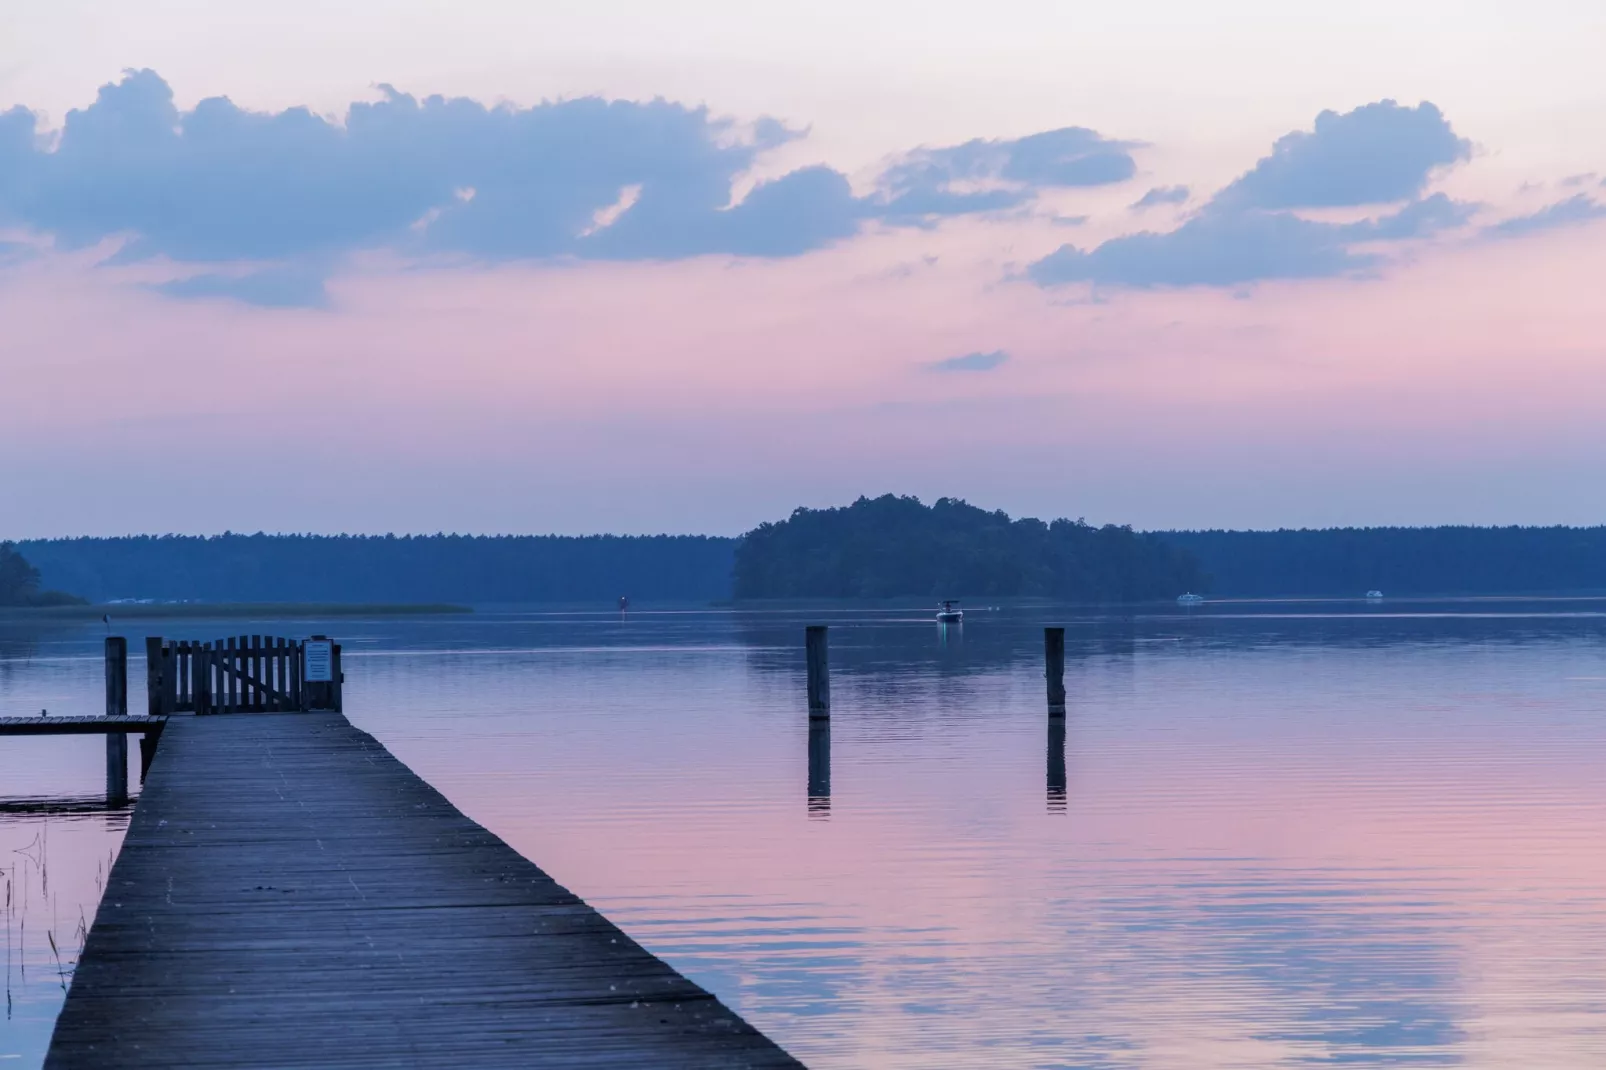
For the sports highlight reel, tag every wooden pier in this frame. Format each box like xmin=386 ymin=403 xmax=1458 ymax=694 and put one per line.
xmin=46 ymin=711 xmax=802 ymax=1068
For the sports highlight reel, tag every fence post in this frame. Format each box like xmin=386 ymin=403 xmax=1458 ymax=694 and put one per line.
xmin=1045 ymin=627 xmax=1066 ymax=717
xmin=195 ymin=642 xmax=213 ymax=715
xmin=145 ymin=636 xmax=164 ymax=717
xmin=105 ymin=636 xmax=127 ymax=718
xmin=291 ymin=639 xmax=304 ymax=711
xmin=805 ymin=626 xmax=830 ymax=719
xmin=161 ymin=642 xmax=178 ymax=717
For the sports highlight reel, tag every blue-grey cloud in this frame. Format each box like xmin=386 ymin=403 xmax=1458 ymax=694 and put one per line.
xmin=1481 ymin=194 xmax=1606 ymax=239
xmin=872 ymin=127 xmax=1137 ymax=221
xmin=1030 ymin=211 xmax=1371 ymax=288
xmin=0 ymin=70 xmax=1140 ymax=275
xmin=1354 ymin=192 xmax=1475 ymax=240
xmin=153 ymin=266 xmax=330 ymax=308
xmin=1131 ymin=185 xmax=1189 ymax=211
xmin=1031 ymin=193 xmax=1473 ymax=289
xmin=927 ymin=350 xmax=1009 ymax=372
xmin=1215 ymin=100 xmax=1470 ymax=211
xmin=0 ymin=240 xmax=35 ymax=265
xmin=1029 ymin=102 xmax=1476 ymax=289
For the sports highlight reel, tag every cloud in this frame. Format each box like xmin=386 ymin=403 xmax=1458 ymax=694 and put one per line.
xmin=152 ymin=266 xmax=330 ymax=308
xmin=1214 ymin=100 xmax=1470 ymax=210
xmin=1354 ymin=192 xmax=1476 ymax=240
xmin=0 ymin=240 xmax=36 ymax=265
xmin=1131 ymin=186 xmax=1190 ymax=211
xmin=927 ymin=350 xmax=1009 ymax=372
xmin=0 ymin=70 xmax=1141 ymax=275
xmin=0 ymin=70 xmax=859 ymax=265
xmin=872 ymin=127 xmax=1137 ymax=221
xmin=1481 ymin=194 xmax=1606 ymax=239
xmin=1030 ymin=211 xmax=1371 ymax=288
xmin=1029 ymin=101 xmax=1475 ymax=289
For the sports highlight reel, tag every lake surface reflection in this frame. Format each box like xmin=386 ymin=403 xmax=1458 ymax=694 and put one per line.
xmin=6 ymin=600 xmax=1606 ymax=1067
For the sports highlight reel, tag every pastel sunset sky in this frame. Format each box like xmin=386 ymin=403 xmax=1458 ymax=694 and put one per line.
xmin=3 ymin=1 xmax=1604 ymax=536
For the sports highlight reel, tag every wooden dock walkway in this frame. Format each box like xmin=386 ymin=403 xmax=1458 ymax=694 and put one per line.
xmin=46 ymin=712 xmax=803 ymax=1068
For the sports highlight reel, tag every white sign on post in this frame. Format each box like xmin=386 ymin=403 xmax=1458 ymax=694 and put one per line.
xmin=304 ymin=640 xmax=334 ymax=683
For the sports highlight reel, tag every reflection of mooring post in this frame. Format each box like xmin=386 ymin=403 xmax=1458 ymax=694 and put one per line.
xmin=1047 ymin=717 xmax=1067 ymax=812
xmin=806 ymin=625 xmax=830 ymax=719
xmin=1045 ymin=627 xmax=1066 ymax=716
xmin=808 ymin=720 xmax=831 ymax=816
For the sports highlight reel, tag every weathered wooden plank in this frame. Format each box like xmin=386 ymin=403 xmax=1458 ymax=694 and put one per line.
xmin=46 ymin=713 xmax=802 ymax=1069
xmin=0 ymin=716 xmax=166 ymax=736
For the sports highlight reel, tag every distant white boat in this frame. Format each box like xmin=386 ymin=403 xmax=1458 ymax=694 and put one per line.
xmin=1366 ymin=590 xmax=1384 ymax=600
xmin=936 ymin=600 xmax=963 ymax=623
xmin=1177 ymin=593 xmax=1204 ymax=605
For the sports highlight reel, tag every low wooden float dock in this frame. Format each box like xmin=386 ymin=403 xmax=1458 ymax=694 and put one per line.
xmin=46 ymin=710 xmax=802 ymax=1068
xmin=0 ymin=715 xmax=164 ymax=736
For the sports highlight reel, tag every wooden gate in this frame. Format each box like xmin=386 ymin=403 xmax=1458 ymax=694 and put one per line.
xmin=146 ymin=635 xmax=343 ymax=716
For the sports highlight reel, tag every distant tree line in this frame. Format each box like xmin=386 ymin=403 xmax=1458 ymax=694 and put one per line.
xmin=16 ymin=516 xmax=1606 ymax=607
xmin=0 ymin=542 xmax=86 ymax=606
xmin=733 ymin=495 xmax=1201 ymax=600
xmin=1161 ymin=526 xmax=1606 ymax=597
xmin=18 ymin=534 xmax=737 ymax=605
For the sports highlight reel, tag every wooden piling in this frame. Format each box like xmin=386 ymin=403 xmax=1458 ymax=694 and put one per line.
xmin=144 ymin=636 xmax=164 ymax=717
xmin=138 ymin=731 xmax=159 ymax=780
xmin=331 ymin=641 xmax=344 ymax=713
xmin=161 ymin=642 xmax=178 ymax=717
xmin=805 ymin=625 xmax=830 ymax=718
xmin=106 ymin=731 xmax=128 ymax=806
xmin=1045 ymin=626 xmax=1067 ymax=716
xmin=104 ymin=636 xmax=127 ymax=718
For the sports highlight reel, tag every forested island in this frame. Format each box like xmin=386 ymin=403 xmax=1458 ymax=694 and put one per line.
xmin=15 ymin=508 xmax=1606 ymax=605
xmin=734 ymin=496 xmax=1199 ymax=600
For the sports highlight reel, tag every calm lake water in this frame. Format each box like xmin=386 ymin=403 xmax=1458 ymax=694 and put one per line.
xmin=6 ymin=601 xmax=1606 ymax=1067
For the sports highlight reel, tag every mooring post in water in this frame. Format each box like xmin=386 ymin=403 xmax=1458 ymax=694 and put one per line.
xmin=1047 ymin=716 xmax=1067 ymax=812
xmin=1045 ymin=627 xmax=1067 ymax=716
xmin=808 ymin=720 xmax=831 ymax=815
xmin=106 ymin=730 xmax=128 ymax=806
xmin=806 ymin=625 xmax=830 ymax=718
xmin=105 ymin=636 xmax=127 ymax=718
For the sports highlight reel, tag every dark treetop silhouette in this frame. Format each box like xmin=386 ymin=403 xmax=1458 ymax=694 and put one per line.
xmin=733 ymin=495 xmax=1201 ymax=601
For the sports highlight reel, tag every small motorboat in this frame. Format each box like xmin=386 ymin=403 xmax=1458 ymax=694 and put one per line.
xmin=1176 ymin=592 xmax=1204 ymax=605
xmin=1365 ymin=590 xmax=1384 ymax=600
xmin=936 ymin=600 xmax=963 ymax=623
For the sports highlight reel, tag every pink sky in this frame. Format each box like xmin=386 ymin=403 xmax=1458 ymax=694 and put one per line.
xmin=2 ymin=4 xmax=1604 ymax=536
